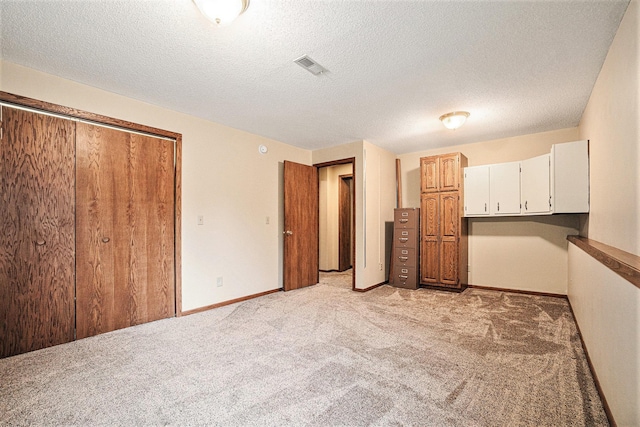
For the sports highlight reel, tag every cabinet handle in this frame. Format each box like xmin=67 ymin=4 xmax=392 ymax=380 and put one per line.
xmin=484 ymin=203 xmax=487 ymax=212
xmin=399 ymin=238 xmax=408 ymax=243
xmin=525 ymin=201 xmax=528 ymax=210
xmin=102 ymin=237 xmax=110 ymax=243
xmin=283 ymin=230 xmax=293 ymax=236
xmin=399 ymin=219 xmax=409 ymax=223
xmin=398 ymin=256 xmax=408 ymax=261
xmin=398 ymin=275 xmax=408 ymax=280
xmin=497 ymin=202 xmax=500 ymax=212
xmin=35 ymin=239 xmax=46 ymax=246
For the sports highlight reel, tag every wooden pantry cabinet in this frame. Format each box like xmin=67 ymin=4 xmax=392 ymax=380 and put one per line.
xmin=419 ymin=153 xmax=468 ymax=291
xmin=0 ymin=93 xmax=181 ymax=358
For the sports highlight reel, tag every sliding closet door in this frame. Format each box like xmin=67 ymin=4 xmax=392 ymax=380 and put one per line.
xmin=75 ymin=123 xmax=175 ymax=339
xmin=0 ymin=106 xmax=76 ymax=358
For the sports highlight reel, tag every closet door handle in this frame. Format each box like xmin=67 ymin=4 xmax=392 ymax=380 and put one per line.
xmin=102 ymin=237 xmax=110 ymax=243
xmin=283 ymin=230 xmax=293 ymax=236
xmin=35 ymin=239 xmax=46 ymax=246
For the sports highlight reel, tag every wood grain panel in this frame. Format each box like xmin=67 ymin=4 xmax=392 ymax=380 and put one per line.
xmin=76 ymin=123 xmax=175 ymax=339
xmin=567 ymin=235 xmax=640 ymax=289
xmin=0 ymin=106 xmax=75 ymax=358
xmin=439 ymin=154 xmax=460 ymax=191
xmin=420 ymin=157 xmax=438 ymax=193
xmin=440 ymin=192 xmax=459 ymax=237
xmin=338 ymin=175 xmax=352 ymax=272
xmin=420 ymin=194 xmax=439 ymax=284
xmin=440 ymin=238 xmax=459 ymax=286
xmin=0 ymin=91 xmax=180 ymax=140
xmin=283 ymin=161 xmax=319 ymax=291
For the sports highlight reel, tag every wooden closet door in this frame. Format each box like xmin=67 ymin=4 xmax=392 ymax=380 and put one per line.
xmin=420 ymin=193 xmax=439 ymax=284
xmin=76 ymin=123 xmax=175 ymax=339
xmin=439 ymin=192 xmax=459 ymax=287
xmin=0 ymin=106 xmax=75 ymax=358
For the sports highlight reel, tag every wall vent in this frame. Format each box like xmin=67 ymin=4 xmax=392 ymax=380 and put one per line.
xmin=294 ymin=55 xmax=328 ymax=76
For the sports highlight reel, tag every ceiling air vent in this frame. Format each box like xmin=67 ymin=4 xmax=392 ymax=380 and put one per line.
xmin=294 ymin=55 xmax=328 ymax=76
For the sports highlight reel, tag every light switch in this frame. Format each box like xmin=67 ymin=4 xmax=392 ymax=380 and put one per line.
xmin=197 ymin=215 xmax=204 ymax=225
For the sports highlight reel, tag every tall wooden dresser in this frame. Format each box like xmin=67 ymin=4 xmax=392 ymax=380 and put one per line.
xmin=390 ymin=208 xmax=419 ymax=289
xmin=419 ymin=153 xmax=468 ymax=291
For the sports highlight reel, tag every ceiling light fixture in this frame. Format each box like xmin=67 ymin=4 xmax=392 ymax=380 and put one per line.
xmin=439 ymin=111 xmax=470 ymax=130
xmin=193 ymin=0 xmax=250 ymax=26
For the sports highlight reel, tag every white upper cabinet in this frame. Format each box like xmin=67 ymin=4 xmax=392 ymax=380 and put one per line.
xmin=490 ymin=162 xmax=521 ymax=215
xmin=463 ymin=166 xmax=490 ymax=216
xmin=463 ymin=140 xmax=589 ymax=217
xmin=551 ymin=140 xmax=589 ymax=213
xmin=521 ymin=154 xmax=551 ymax=214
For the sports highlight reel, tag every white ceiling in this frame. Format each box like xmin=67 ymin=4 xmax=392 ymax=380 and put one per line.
xmin=0 ymin=0 xmax=630 ymax=154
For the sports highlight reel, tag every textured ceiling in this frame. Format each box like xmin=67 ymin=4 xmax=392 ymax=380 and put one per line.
xmin=0 ymin=0 xmax=630 ymax=154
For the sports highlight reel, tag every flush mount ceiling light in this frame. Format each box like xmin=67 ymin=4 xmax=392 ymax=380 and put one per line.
xmin=193 ymin=0 xmax=250 ymax=26
xmin=439 ymin=111 xmax=470 ymax=130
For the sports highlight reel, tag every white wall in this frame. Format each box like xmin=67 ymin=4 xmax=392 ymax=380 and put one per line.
xmin=397 ymin=128 xmax=580 ymax=294
xmin=0 ymin=61 xmax=311 ymax=312
xmin=569 ymin=0 xmax=640 ymax=424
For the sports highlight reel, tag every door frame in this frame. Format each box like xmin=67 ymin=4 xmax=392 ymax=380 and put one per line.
xmin=0 ymin=91 xmax=184 ymax=315
xmin=314 ymin=158 xmax=356 ymax=291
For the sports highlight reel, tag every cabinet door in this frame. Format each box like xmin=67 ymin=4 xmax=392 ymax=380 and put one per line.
xmin=420 ymin=156 xmax=439 ymax=193
xmin=439 ymin=192 xmax=459 ymax=286
xmin=463 ymin=166 xmax=489 ymax=216
xmin=420 ymin=193 xmax=439 ymax=284
xmin=521 ymin=154 xmax=551 ymax=214
xmin=439 ymin=154 xmax=460 ymax=191
xmin=490 ymin=162 xmax=521 ymax=215
xmin=76 ymin=123 xmax=175 ymax=339
xmin=551 ymin=140 xmax=589 ymax=213
xmin=0 ymin=106 xmax=76 ymax=358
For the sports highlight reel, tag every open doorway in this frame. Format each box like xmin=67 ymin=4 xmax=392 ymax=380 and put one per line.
xmin=316 ymin=158 xmax=355 ymax=290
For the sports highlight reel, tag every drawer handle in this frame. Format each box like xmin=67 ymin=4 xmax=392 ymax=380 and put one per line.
xmin=102 ymin=237 xmax=110 ymax=243
xmin=35 ymin=239 xmax=46 ymax=246
xmin=398 ymin=275 xmax=408 ymax=279
xmin=398 ymin=238 xmax=408 ymax=243
xmin=402 ymin=212 xmax=408 ymax=216
xmin=399 ymin=218 xmax=409 ymax=223
xmin=398 ymin=256 xmax=408 ymax=261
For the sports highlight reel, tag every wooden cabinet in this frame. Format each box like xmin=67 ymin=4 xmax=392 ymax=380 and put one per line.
xmin=463 ymin=165 xmax=490 ymax=216
xmin=490 ymin=162 xmax=521 ymax=215
xmin=420 ymin=153 xmax=460 ymax=193
xmin=420 ymin=153 xmax=468 ymax=291
xmin=464 ymin=141 xmax=589 ymax=218
xmin=0 ymin=95 xmax=180 ymax=358
xmin=391 ymin=208 xmax=419 ymax=289
xmin=521 ymin=154 xmax=551 ymax=214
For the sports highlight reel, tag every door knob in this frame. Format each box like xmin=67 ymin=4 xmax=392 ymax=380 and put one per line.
xmin=283 ymin=230 xmax=293 ymax=236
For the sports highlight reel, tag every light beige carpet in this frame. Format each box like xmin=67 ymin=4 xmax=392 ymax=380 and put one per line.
xmin=0 ymin=271 xmax=607 ymax=426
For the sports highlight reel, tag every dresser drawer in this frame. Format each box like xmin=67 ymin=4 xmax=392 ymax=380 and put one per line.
xmin=394 ymin=228 xmax=418 ymax=248
xmin=394 ymin=247 xmax=416 ymax=267
xmin=393 ymin=266 xmax=417 ymax=289
xmin=394 ymin=209 xmax=417 ymax=229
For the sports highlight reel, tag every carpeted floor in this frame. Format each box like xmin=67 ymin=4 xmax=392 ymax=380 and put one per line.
xmin=0 ymin=271 xmax=607 ymax=426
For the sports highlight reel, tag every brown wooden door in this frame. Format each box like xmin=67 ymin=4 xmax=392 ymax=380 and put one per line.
xmin=75 ymin=123 xmax=175 ymax=339
xmin=420 ymin=156 xmax=439 ymax=193
xmin=283 ymin=160 xmax=318 ymax=291
xmin=439 ymin=154 xmax=460 ymax=191
xmin=0 ymin=106 xmax=76 ymax=358
xmin=420 ymin=193 xmax=439 ymax=284
xmin=338 ymin=175 xmax=352 ymax=271
xmin=439 ymin=192 xmax=459 ymax=286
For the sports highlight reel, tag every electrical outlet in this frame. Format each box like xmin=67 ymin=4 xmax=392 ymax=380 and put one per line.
xmin=216 ymin=277 xmax=223 ymax=287
xmin=265 ymin=216 xmax=270 ymax=225
xmin=378 ymin=263 xmax=383 ymax=271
